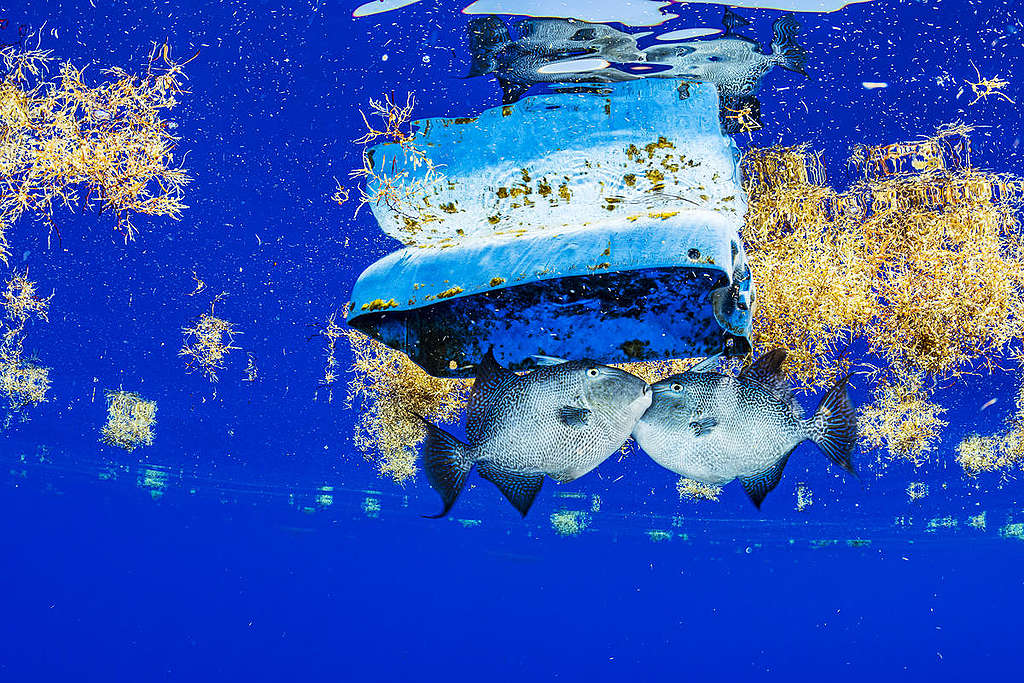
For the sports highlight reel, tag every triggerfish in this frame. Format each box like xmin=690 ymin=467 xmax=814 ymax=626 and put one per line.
xmin=417 ymin=349 xmax=651 ymax=517
xmin=641 ymin=11 xmax=810 ymax=98
xmin=632 ymin=349 xmax=857 ymax=508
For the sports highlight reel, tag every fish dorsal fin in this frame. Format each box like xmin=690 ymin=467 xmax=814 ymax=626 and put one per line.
xmin=468 ymin=348 xmax=517 ymax=441
xmin=498 ymin=77 xmax=532 ymax=104
xmin=474 ymin=347 xmax=515 ymax=387
xmin=528 ymin=356 xmax=569 ymax=366
xmin=476 ymin=461 xmax=545 ymax=517
xmin=689 ymin=353 xmax=722 ymax=374
xmin=739 ymin=349 xmax=796 ymax=407
xmin=738 ymin=447 xmax=794 ymax=510
xmin=722 ymin=8 xmax=752 ymax=36
xmin=467 ymin=16 xmax=510 ymax=77
xmin=559 ymin=405 xmax=591 ymax=427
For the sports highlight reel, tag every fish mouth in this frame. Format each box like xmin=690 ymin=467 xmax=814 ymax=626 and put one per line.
xmin=629 ymin=385 xmax=653 ymax=416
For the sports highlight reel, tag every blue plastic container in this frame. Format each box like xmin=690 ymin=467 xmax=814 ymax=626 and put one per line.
xmin=349 ymin=79 xmax=755 ymax=377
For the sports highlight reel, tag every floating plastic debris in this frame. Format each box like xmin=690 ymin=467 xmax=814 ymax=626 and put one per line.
xmin=348 ymin=79 xmax=754 ymax=377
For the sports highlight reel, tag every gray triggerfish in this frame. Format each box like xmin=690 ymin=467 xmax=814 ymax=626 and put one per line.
xmin=641 ymin=11 xmax=810 ymax=98
xmin=467 ymin=16 xmax=642 ymax=104
xmin=417 ymin=349 xmax=651 ymax=518
xmin=631 ymin=349 xmax=857 ymax=509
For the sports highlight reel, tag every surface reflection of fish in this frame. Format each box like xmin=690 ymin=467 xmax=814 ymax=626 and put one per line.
xmin=642 ymin=11 xmax=809 ymax=97
xmin=467 ymin=16 xmax=642 ymax=103
xmin=632 ymin=349 xmax=857 ymax=509
xmin=418 ymin=349 xmax=651 ymax=518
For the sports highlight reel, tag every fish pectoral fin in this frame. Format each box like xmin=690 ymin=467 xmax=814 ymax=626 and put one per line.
xmin=476 ymin=461 xmax=545 ymax=518
xmin=559 ymin=405 xmax=591 ymax=427
xmin=738 ymin=448 xmax=795 ymax=510
xmin=689 ymin=416 xmax=717 ymax=437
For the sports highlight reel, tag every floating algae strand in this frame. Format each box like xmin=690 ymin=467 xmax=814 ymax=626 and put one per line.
xmin=348 ymin=92 xmax=444 ymax=220
xmin=906 ymin=481 xmax=929 ymax=501
xmin=676 ymin=477 xmax=722 ymax=502
xmin=0 ymin=270 xmax=50 ymax=410
xmin=316 ymin=311 xmax=345 ymax=402
xmin=0 ymin=43 xmax=193 ymax=260
xmin=99 ymin=390 xmax=157 ymax=452
xmin=179 ymin=297 xmax=240 ymax=383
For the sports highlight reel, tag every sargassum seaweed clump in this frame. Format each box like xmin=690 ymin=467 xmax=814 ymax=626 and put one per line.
xmin=0 ymin=43 xmax=194 ymax=262
xmin=0 ymin=269 xmax=50 ymax=410
xmin=180 ymin=302 xmax=240 ymax=383
xmin=99 ymin=390 xmax=157 ymax=452
xmin=343 ymin=326 xmax=469 ymax=483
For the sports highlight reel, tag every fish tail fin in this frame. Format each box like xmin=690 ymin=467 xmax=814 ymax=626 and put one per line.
xmin=467 ymin=16 xmax=509 ymax=77
xmin=770 ymin=13 xmax=810 ymax=78
xmin=806 ymin=378 xmax=858 ymax=478
xmin=414 ymin=414 xmax=473 ymax=518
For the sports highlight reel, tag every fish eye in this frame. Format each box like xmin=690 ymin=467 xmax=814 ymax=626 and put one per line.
xmin=671 ymin=383 xmax=682 ymax=391
xmin=587 ymin=367 xmax=600 ymax=377
xmin=708 ymin=55 xmax=721 ymax=62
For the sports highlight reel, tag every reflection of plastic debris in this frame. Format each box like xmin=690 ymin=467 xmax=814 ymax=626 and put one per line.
xmin=349 ymin=80 xmax=754 ymax=376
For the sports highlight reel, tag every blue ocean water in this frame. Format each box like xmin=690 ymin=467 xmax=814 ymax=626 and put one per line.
xmin=1 ymin=0 xmax=1023 ymax=679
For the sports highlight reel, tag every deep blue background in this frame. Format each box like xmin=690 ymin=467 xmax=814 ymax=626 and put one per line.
xmin=1 ymin=0 xmax=1023 ymax=679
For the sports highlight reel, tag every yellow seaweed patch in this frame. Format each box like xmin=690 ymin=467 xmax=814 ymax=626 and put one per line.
xmin=100 ymin=390 xmax=157 ymax=452
xmin=744 ymin=127 xmax=1024 ymax=393
xmin=350 ymin=93 xmax=445 ymax=226
xmin=0 ymin=43 xmax=194 ymax=259
xmin=179 ymin=302 xmax=240 ymax=383
xmin=344 ymin=328 xmax=469 ymax=483
xmin=361 ymin=298 xmax=399 ymax=311
xmin=436 ymin=286 xmax=463 ymax=299
xmin=956 ymin=384 xmax=1024 ymax=475
xmin=316 ymin=311 xmax=345 ymax=402
xmin=0 ymin=270 xmax=50 ymax=410
xmin=859 ymin=376 xmax=948 ymax=466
